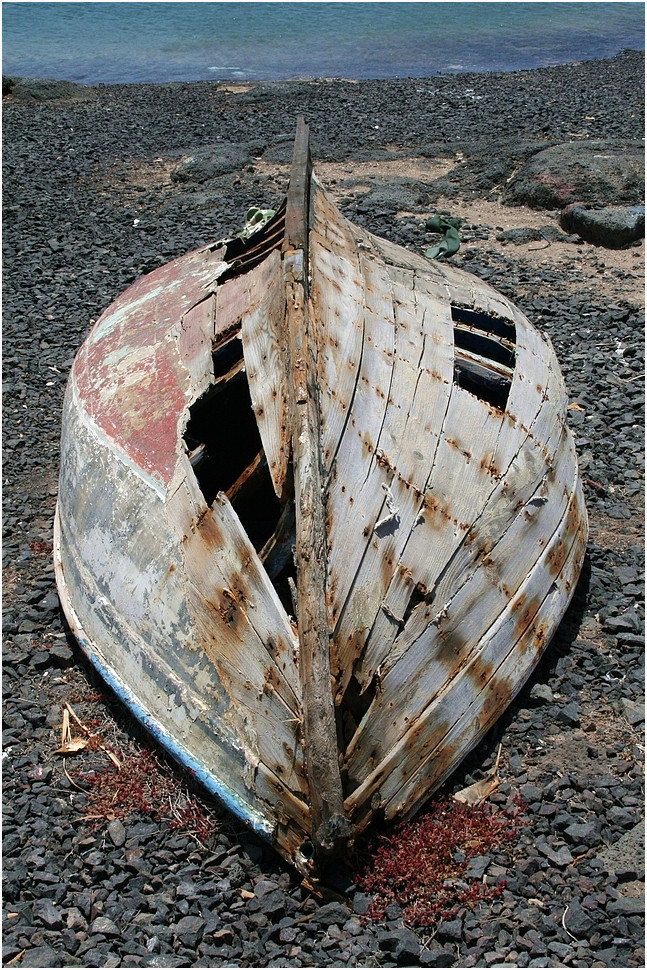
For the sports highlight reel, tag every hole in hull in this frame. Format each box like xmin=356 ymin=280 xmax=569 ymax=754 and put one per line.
xmin=338 ymin=674 xmax=378 ymax=752
xmin=184 ymin=337 xmax=296 ymax=615
xmin=453 ymin=359 xmax=512 ymax=411
xmin=451 ymin=305 xmax=516 ymax=342
xmin=184 ymin=349 xmax=281 ymax=550
xmin=451 ymin=306 xmax=517 ymax=411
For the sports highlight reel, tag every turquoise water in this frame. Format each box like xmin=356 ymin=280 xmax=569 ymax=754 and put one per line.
xmin=2 ymin=1 xmax=644 ymax=84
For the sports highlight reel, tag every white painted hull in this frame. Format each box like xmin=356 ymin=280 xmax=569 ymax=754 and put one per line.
xmin=55 ymin=122 xmax=587 ymax=875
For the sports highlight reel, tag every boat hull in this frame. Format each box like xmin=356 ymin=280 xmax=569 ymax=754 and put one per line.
xmin=55 ymin=122 xmax=587 ymax=873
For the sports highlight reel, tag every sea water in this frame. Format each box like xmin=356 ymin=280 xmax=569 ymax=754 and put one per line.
xmin=2 ymin=1 xmax=644 ymax=85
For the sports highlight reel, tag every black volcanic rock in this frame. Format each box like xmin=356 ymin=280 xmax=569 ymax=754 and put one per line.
xmin=504 ymin=140 xmax=644 ymax=209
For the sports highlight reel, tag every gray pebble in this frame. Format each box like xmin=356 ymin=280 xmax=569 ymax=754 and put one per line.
xmin=106 ymin=818 xmax=127 ymax=847
xmin=89 ymin=916 xmax=121 ymax=938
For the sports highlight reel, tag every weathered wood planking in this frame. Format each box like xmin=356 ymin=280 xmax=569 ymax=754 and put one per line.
xmin=334 ymin=266 xmax=456 ymax=693
xmin=58 ymin=382 xmax=303 ymax=850
xmin=418 ymin=424 xmax=574 ymax=628
xmin=345 ymin=473 xmax=587 ymax=824
xmin=364 ymin=229 xmax=444 ymax=276
xmin=166 ymin=480 xmax=306 ymax=797
xmin=215 ymin=271 xmax=250 ymax=336
xmin=330 ymin=265 xmax=431 ymax=686
xmin=345 ymin=427 xmax=579 ymax=779
xmin=323 ymin=246 xmax=396 ymax=641
xmin=378 ymin=482 xmax=588 ymax=821
xmin=178 ymin=294 xmax=216 ymax=402
xmin=240 ymin=251 xmax=290 ymax=497
xmin=253 ymin=760 xmax=311 ymax=855
xmin=309 ymin=185 xmax=365 ymax=477
xmin=348 ymin=265 xmax=511 ymax=691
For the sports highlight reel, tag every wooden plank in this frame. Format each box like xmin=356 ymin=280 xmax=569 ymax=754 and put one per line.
xmin=323 ymin=247 xmax=396 ymax=639
xmin=332 ymin=265 xmax=455 ymax=692
xmin=286 ymin=258 xmax=349 ymax=853
xmin=381 ymin=428 xmax=576 ymax=686
xmin=378 ymin=482 xmax=588 ymax=822
xmin=309 ymin=184 xmax=366 ymax=475
xmin=366 ymin=229 xmax=448 ymax=277
xmin=178 ymin=294 xmax=216 ymax=401
xmin=349 ymin=267 xmax=509 ymax=690
xmin=241 ymin=250 xmax=290 ymax=497
xmin=215 ymin=274 xmax=249 ymax=335
xmin=165 ymin=472 xmax=301 ymax=695
xmin=166 ymin=485 xmax=306 ymax=790
xmin=253 ymin=760 xmax=312 ymax=859
xmin=471 ymin=277 xmax=524 ymax=322
xmin=420 ymin=422 xmax=572 ymax=625
xmin=345 ymin=468 xmax=586 ymax=824
xmin=497 ymin=312 xmax=551 ymax=434
xmin=312 ymin=175 xmax=365 ymax=253
xmin=207 ymin=492 xmax=300 ymax=683
xmin=431 ymin=259 xmax=476 ymax=311
xmin=353 ymin=382 xmax=507 ymax=691
xmin=285 ymin=117 xmax=311 ymax=252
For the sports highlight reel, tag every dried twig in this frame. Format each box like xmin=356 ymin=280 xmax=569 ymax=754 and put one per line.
xmin=5 ymin=950 xmax=25 ymax=967
xmin=584 ymin=477 xmax=607 ymax=494
xmin=62 ymin=759 xmax=88 ymax=792
xmin=493 ymin=742 xmax=503 ymax=775
xmin=59 ymin=701 xmax=122 ymax=768
xmin=561 ymin=905 xmax=579 ymax=942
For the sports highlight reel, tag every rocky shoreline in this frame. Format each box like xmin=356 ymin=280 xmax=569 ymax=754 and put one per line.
xmin=2 ymin=51 xmax=644 ymax=968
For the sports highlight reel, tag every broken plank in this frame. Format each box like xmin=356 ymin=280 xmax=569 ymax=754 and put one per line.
xmin=241 ymin=250 xmax=290 ymax=497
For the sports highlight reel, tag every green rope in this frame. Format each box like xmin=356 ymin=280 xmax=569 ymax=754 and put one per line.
xmin=425 ymin=214 xmax=462 ymax=260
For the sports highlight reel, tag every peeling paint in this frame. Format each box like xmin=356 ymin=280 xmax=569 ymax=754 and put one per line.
xmin=56 ymin=125 xmax=587 ymax=876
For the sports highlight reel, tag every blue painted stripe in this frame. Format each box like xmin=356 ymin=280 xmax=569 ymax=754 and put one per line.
xmin=81 ymin=640 xmax=274 ymax=839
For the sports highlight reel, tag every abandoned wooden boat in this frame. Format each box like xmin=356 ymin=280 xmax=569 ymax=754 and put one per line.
xmin=54 ymin=119 xmax=587 ymax=875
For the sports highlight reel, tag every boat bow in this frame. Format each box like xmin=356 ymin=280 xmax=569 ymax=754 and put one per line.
xmin=55 ymin=119 xmax=587 ymax=877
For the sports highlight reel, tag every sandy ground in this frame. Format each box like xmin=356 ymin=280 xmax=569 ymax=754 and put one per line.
xmin=252 ymin=155 xmax=646 ymax=305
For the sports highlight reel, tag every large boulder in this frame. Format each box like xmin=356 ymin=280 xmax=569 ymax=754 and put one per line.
xmin=3 ymin=76 xmax=95 ymax=102
xmin=170 ymin=140 xmax=266 ymax=183
xmin=560 ymin=203 xmax=645 ymax=248
xmin=354 ymin=179 xmax=429 ymax=214
xmin=504 ymin=140 xmax=644 ymax=210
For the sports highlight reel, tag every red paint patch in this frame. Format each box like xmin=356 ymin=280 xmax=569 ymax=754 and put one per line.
xmin=73 ymin=247 xmax=225 ymax=485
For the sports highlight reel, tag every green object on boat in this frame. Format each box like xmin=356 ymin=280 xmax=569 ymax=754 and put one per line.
xmin=238 ymin=206 xmax=276 ymax=239
xmin=425 ymin=214 xmax=462 ymax=260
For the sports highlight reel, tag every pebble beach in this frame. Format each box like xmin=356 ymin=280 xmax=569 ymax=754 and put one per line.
xmin=2 ymin=49 xmax=645 ymax=969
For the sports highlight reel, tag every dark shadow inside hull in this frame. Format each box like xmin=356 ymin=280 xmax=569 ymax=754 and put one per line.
xmin=184 ymin=340 xmax=297 ymax=616
xmin=451 ymin=306 xmax=517 ymax=411
xmin=184 ymin=362 xmax=281 ymax=552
